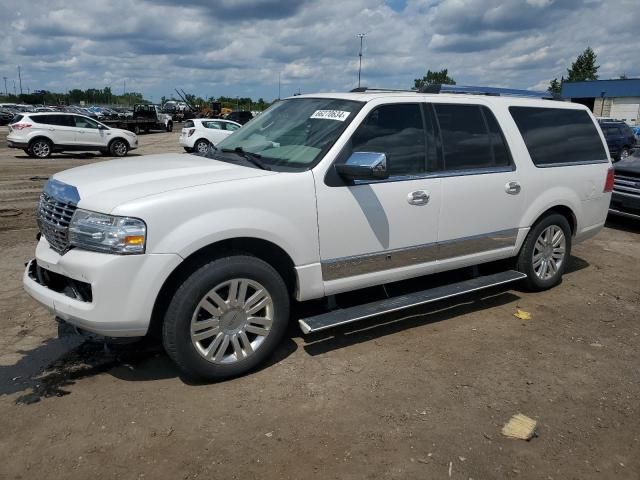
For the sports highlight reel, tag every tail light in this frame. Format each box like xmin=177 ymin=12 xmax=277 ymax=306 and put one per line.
xmin=11 ymin=123 xmax=32 ymax=130
xmin=604 ymin=167 xmax=615 ymax=193
xmin=188 ymin=129 xmax=195 ymax=137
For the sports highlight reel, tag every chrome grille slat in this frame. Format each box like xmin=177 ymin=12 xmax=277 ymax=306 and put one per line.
xmin=37 ymin=192 xmax=78 ymax=254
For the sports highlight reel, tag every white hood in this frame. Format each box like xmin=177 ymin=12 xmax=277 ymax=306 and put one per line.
xmin=53 ymin=153 xmax=274 ymax=213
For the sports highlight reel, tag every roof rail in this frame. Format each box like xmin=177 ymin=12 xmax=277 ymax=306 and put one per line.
xmin=351 ymin=85 xmax=550 ymax=99
xmin=420 ymin=84 xmax=549 ymax=98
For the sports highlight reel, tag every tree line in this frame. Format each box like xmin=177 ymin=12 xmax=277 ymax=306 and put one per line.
xmin=0 ymin=86 xmax=145 ymax=106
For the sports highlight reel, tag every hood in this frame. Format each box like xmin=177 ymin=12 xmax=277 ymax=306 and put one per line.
xmin=614 ymin=155 xmax=640 ymax=177
xmin=53 ymin=153 xmax=274 ymax=213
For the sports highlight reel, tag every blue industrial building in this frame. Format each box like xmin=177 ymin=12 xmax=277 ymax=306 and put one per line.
xmin=562 ymin=79 xmax=640 ymax=124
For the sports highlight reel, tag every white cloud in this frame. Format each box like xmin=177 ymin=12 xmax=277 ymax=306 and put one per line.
xmin=0 ymin=0 xmax=636 ymax=100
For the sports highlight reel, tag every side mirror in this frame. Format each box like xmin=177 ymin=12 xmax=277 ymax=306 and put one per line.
xmin=335 ymin=152 xmax=388 ymax=181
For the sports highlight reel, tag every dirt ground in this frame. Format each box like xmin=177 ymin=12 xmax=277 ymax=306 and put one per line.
xmin=0 ymin=125 xmax=639 ymax=480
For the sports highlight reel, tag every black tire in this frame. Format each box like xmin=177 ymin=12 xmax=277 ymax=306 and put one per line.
xmin=28 ymin=138 xmax=53 ymax=158
xmin=162 ymin=255 xmax=290 ymax=381
xmin=23 ymin=148 xmax=36 ymax=158
xmin=144 ymin=128 xmax=150 ymax=134
xmin=99 ymin=148 xmax=109 ymax=156
xmin=166 ymin=122 xmax=173 ymax=132
xmin=183 ymin=147 xmax=194 ymax=153
xmin=131 ymin=125 xmax=141 ymax=135
xmin=109 ymin=138 xmax=129 ymax=157
xmin=194 ymin=138 xmax=210 ymax=154
xmin=517 ymin=213 xmax=572 ymax=291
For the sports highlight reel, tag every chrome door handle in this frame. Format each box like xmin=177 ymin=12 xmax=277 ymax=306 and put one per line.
xmin=407 ymin=190 xmax=430 ymax=205
xmin=505 ymin=181 xmax=521 ymax=195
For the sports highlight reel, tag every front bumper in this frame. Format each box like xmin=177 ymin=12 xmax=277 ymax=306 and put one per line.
xmin=23 ymin=237 xmax=182 ymax=337
xmin=609 ymin=191 xmax=640 ymax=220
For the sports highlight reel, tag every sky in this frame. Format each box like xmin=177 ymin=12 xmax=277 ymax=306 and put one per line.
xmin=0 ymin=0 xmax=637 ymax=102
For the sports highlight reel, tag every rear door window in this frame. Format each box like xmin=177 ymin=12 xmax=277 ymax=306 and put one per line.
xmin=433 ymin=104 xmax=511 ymax=171
xmin=509 ymin=107 xmax=608 ymax=166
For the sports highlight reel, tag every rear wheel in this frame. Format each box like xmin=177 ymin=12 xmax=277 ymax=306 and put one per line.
xmin=183 ymin=147 xmax=194 ymax=153
xmin=162 ymin=255 xmax=290 ymax=381
xmin=109 ymin=139 xmax=129 ymax=157
xmin=517 ymin=213 xmax=572 ymax=291
xmin=194 ymin=139 xmax=210 ymax=154
xmin=29 ymin=138 xmax=53 ymax=158
xmin=131 ymin=125 xmax=141 ymax=135
xmin=166 ymin=122 xmax=173 ymax=132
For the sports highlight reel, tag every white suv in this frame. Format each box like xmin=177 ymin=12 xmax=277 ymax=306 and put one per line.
xmin=179 ymin=118 xmax=242 ymax=154
xmin=23 ymin=90 xmax=612 ymax=380
xmin=7 ymin=112 xmax=138 ymax=158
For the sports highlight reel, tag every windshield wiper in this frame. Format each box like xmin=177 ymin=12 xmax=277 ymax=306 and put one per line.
xmin=222 ymin=147 xmax=271 ymax=171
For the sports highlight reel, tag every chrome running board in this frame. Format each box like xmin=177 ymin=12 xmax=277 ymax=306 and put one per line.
xmin=298 ymin=270 xmax=526 ymax=334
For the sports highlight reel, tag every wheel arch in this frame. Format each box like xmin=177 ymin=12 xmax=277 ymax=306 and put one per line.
xmin=539 ymin=205 xmax=577 ymax=236
xmin=108 ymin=136 xmax=131 ymax=149
xmin=28 ymin=135 xmax=53 ymax=148
xmin=147 ymin=237 xmax=296 ymax=338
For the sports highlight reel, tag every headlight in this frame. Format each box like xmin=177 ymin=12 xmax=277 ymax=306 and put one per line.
xmin=69 ymin=209 xmax=146 ymax=254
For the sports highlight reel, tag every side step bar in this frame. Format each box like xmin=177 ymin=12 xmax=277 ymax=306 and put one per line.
xmin=298 ymin=270 xmax=526 ymax=334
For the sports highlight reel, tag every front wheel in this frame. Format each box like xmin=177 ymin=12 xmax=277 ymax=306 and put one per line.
xmin=517 ymin=213 xmax=572 ymax=291
xmin=109 ymin=139 xmax=129 ymax=157
xmin=162 ymin=255 xmax=290 ymax=381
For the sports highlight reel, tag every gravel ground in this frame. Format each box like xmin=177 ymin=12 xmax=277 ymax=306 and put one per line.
xmin=0 ymin=125 xmax=639 ymax=480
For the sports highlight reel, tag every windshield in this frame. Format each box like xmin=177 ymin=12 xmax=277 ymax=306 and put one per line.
xmin=215 ymin=97 xmax=363 ymax=171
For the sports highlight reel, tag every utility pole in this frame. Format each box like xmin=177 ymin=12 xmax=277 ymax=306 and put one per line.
xmin=13 ymin=80 xmax=17 ymax=96
xmin=278 ymin=72 xmax=281 ymax=100
xmin=357 ymin=33 xmax=366 ymax=88
xmin=2 ymin=77 xmax=7 ymax=96
xmin=18 ymin=65 xmax=23 ymax=95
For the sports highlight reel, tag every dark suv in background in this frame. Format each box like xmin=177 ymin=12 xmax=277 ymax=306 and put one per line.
xmin=226 ymin=110 xmax=254 ymax=125
xmin=609 ymin=151 xmax=640 ymax=221
xmin=599 ymin=121 xmax=636 ymax=161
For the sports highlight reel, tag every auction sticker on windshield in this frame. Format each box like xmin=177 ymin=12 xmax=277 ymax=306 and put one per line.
xmin=310 ymin=110 xmax=350 ymax=121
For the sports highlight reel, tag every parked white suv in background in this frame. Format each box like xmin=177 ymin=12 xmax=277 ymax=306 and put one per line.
xmin=7 ymin=112 xmax=138 ymax=158
xmin=179 ymin=118 xmax=242 ymax=154
xmin=23 ymin=90 xmax=613 ymax=380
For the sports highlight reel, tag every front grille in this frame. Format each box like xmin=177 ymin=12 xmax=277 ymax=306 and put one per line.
xmin=613 ymin=174 xmax=640 ymax=197
xmin=37 ymin=192 xmax=78 ymax=254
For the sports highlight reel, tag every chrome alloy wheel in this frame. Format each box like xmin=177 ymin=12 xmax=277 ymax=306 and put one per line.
xmin=195 ymin=140 xmax=210 ymax=154
xmin=532 ymin=225 xmax=566 ymax=280
xmin=113 ymin=141 xmax=127 ymax=156
xmin=190 ymin=279 xmax=273 ymax=364
xmin=32 ymin=141 xmax=51 ymax=158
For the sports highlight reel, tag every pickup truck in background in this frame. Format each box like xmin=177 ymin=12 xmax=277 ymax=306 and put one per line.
xmin=102 ymin=104 xmax=173 ymax=134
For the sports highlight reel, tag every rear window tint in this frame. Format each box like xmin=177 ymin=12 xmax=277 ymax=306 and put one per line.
xmin=12 ymin=114 xmax=24 ymax=123
xmin=434 ymin=104 xmax=511 ymax=171
xmin=509 ymin=107 xmax=607 ymax=166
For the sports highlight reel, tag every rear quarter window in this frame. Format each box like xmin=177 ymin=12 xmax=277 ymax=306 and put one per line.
xmin=509 ymin=106 xmax=608 ymax=166
xmin=184 ymin=120 xmax=195 ymax=128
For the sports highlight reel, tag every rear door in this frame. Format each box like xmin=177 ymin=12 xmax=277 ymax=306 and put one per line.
xmin=432 ymin=103 xmax=524 ymax=267
xmin=34 ymin=115 xmax=76 ymax=146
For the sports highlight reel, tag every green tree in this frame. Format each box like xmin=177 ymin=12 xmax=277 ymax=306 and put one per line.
xmin=548 ymin=78 xmax=562 ymax=96
xmin=414 ymin=68 xmax=456 ymax=90
xmin=566 ymin=47 xmax=599 ymax=82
